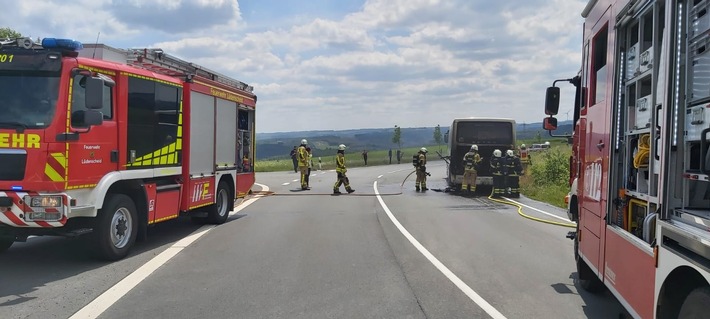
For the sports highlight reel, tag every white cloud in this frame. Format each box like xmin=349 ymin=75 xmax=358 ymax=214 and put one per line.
xmin=1 ymin=0 xmax=587 ymax=132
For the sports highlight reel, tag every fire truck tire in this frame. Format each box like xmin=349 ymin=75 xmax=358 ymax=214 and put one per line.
xmin=206 ymin=181 xmax=231 ymax=224
xmin=0 ymin=238 xmax=12 ymax=252
xmin=575 ymin=236 xmax=604 ymax=293
xmin=93 ymin=194 xmax=138 ymax=261
xmin=678 ymin=286 xmax=710 ymax=319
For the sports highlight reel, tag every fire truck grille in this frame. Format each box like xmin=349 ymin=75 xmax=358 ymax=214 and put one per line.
xmin=0 ymin=152 xmax=27 ymax=181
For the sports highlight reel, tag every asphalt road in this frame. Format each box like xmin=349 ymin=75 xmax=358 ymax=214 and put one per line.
xmin=0 ymin=160 xmax=625 ymax=318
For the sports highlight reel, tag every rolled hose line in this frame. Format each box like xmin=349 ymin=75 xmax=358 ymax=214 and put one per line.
xmin=248 ymin=169 xmax=577 ymax=228
xmin=633 ymin=134 xmax=651 ymax=169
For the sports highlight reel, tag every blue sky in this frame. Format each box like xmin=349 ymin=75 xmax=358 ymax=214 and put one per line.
xmin=2 ymin=0 xmax=586 ymax=133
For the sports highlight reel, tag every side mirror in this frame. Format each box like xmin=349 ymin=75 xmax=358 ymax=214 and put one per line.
xmin=85 ymin=77 xmax=105 ymax=110
xmin=545 ymin=86 xmax=560 ymax=115
xmin=444 ymin=131 xmax=449 ymax=143
xmin=543 ymin=117 xmax=558 ymax=131
xmin=72 ymin=110 xmax=103 ymax=128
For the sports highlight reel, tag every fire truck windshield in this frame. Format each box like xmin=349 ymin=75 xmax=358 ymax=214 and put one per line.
xmin=0 ymin=72 xmax=60 ymax=129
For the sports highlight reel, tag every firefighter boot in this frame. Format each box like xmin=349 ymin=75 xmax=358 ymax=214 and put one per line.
xmin=333 ymin=189 xmax=342 ymax=195
xmin=346 ymin=188 xmax=355 ymax=194
xmin=422 ymin=183 xmax=428 ymax=191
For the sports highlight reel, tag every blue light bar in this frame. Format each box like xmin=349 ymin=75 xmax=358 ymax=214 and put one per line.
xmin=41 ymin=38 xmax=83 ymax=51
xmin=11 ymin=186 xmax=23 ymax=191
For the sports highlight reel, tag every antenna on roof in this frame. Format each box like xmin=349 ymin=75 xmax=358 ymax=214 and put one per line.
xmin=92 ymin=32 xmax=100 ymax=59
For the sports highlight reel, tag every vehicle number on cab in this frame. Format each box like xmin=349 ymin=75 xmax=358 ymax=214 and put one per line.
xmin=0 ymin=54 xmax=14 ymax=63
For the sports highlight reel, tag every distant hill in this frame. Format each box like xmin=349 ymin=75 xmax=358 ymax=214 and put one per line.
xmin=255 ymin=121 xmax=573 ymax=160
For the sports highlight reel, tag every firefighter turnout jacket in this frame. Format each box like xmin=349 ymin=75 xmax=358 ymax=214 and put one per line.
xmin=463 ymin=151 xmax=481 ymax=171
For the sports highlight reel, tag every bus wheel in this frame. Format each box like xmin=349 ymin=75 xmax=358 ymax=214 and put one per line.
xmin=678 ymin=287 xmax=710 ymax=318
xmin=575 ymin=236 xmax=604 ymax=293
xmin=93 ymin=194 xmax=138 ymax=261
xmin=0 ymin=238 xmax=13 ymax=252
xmin=207 ymin=181 xmax=231 ymax=224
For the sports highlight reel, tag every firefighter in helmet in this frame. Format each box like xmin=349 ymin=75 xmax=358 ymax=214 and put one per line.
xmin=504 ymin=149 xmax=524 ymax=198
xmin=333 ymin=144 xmax=355 ymax=194
xmin=297 ymin=139 xmax=310 ymax=190
xmin=414 ymin=147 xmax=428 ymax=191
xmin=461 ymin=145 xmax=482 ymax=193
xmin=519 ymin=143 xmax=531 ymax=169
xmin=490 ymin=149 xmax=505 ymax=198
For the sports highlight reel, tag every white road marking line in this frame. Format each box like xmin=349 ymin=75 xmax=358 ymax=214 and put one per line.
xmin=373 ymin=181 xmax=507 ymax=319
xmin=69 ymin=183 xmax=269 ymax=319
xmin=292 ymin=179 xmax=299 ymax=182
xmin=502 ymin=197 xmax=573 ymax=223
xmin=378 ymin=175 xmax=383 ymax=179
xmin=281 ymin=182 xmax=290 ymax=186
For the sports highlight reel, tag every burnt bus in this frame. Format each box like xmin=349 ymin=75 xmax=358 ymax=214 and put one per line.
xmin=444 ymin=118 xmax=516 ymax=192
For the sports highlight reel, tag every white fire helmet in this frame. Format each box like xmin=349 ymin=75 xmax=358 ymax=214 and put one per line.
xmin=420 ymin=147 xmax=428 ymax=153
xmin=471 ymin=145 xmax=478 ymax=151
xmin=338 ymin=144 xmax=346 ymax=151
xmin=301 ymin=139 xmax=308 ymax=145
xmin=506 ymin=150 xmax=514 ymax=157
xmin=520 ymin=144 xmax=526 ymax=149
xmin=493 ymin=149 xmax=502 ymax=157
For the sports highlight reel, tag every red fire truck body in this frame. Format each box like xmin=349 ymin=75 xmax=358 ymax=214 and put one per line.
xmin=545 ymin=0 xmax=710 ymax=317
xmin=0 ymin=38 xmax=256 ymax=260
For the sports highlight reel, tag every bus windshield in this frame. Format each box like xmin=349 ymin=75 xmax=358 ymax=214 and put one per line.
xmin=455 ymin=121 xmax=513 ymax=144
xmin=0 ymin=72 xmax=61 ymax=129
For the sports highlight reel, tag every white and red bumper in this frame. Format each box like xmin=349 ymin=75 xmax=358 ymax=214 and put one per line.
xmin=0 ymin=191 xmax=68 ymax=228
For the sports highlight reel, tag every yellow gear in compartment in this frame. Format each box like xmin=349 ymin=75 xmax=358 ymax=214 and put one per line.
xmin=633 ymin=134 xmax=650 ymax=169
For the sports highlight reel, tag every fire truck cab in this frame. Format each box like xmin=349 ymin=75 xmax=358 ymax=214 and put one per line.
xmin=0 ymin=37 xmax=256 ymax=260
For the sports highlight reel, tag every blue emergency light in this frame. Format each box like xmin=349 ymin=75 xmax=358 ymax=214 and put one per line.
xmin=41 ymin=38 xmax=83 ymax=51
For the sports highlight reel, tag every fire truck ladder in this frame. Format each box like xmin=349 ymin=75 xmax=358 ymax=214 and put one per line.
xmin=126 ymin=48 xmax=254 ymax=92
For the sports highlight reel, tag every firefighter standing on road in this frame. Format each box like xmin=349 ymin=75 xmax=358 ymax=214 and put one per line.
xmin=298 ymin=139 xmax=310 ymax=190
xmin=414 ymin=147 xmax=428 ymax=191
xmin=333 ymin=144 xmax=355 ymax=194
xmin=490 ymin=149 xmax=505 ymax=198
xmin=305 ymin=147 xmax=313 ymax=188
xmin=504 ymin=149 xmax=524 ymax=198
xmin=461 ymin=145 xmax=482 ymax=193
xmin=519 ymin=144 xmax=531 ymax=169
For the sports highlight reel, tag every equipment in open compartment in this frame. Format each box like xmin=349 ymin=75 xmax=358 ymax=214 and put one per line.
xmin=689 ymin=33 xmax=710 ymax=102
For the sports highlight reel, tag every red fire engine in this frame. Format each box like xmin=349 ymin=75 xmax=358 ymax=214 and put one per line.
xmin=0 ymin=37 xmax=256 ymax=260
xmin=544 ymin=0 xmax=710 ymax=317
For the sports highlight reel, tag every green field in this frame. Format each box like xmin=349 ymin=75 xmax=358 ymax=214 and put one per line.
xmin=255 ymin=145 xmax=449 ymax=172
xmin=518 ymin=140 xmax=572 ymax=208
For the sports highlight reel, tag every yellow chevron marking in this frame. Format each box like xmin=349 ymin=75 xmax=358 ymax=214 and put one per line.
xmin=44 ymin=164 xmax=64 ymax=182
xmin=51 ymin=153 xmax=67 ymax=168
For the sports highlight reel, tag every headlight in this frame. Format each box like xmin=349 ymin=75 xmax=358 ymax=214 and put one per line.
xmin=29 ymin=196 xmax=62 ymax=208
xmin=23 ymin=195 xmax=65 ymax=222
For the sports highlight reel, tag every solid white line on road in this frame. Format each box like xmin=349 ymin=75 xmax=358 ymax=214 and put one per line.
xmin=378 ymin=175 xmax=383 ymax=179
xmin=502 ymin=197 xmax=573 ymax=223
xmin=69 ymin=183 xmax=269 ymax=319
xmin=373 ymin=181 xmax=507 ymax=319
xmin=281 ymin=182 xmax=290 ymax=186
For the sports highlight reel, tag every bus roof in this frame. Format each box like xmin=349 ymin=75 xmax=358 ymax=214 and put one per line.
xmin=452 ymin=117 xmax=516 ymax=123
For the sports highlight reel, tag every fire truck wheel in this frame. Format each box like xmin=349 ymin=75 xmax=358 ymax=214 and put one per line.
xmin=93 ymin=194 xmax=138 ymax=261
xmin=678 ymin=286 xmax=710 ymax=319
xmin=0 ymin=238 xmax=12 ymax=252
xmin=206 ymin=181 xmax=231 ymax=224
xmin=575 ymin=236 xmax=604 ymax=293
